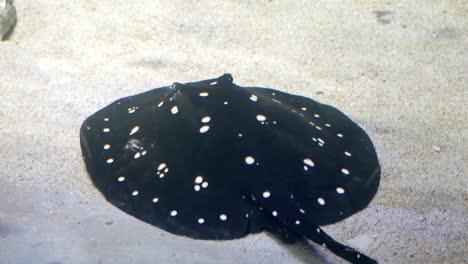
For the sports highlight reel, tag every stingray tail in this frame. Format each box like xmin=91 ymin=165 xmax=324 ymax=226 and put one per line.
xmin=304 ymin=226 xmax=378 ymax=264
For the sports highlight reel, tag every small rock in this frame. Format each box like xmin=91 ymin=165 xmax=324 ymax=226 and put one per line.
xmin=0 ymin=0 xmax=16 ymax=40
xmin=432 ymin=146 xmax=441 ymax=153
xmin=104 ymin=220 xmax=114 ymax=225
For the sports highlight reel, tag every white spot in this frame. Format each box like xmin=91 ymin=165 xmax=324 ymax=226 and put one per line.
xmin=272 ymin=211 xmax=278 ymax=217
xmin=134 ymin=152 xmax=141 ymax=159
xmin=344 ymin=151 xmax=352 ymax=157
xmin=316 ymin=228 xmax=321 ymax=233
xmin=159 ymin=173 xmax=165 ymax=178
xmin=152 ymin=197 xmax=159 ymax=203
xmin=128 ymin=107 xmax=137 ymax=114
xmin=129 ymin=126 xmax=140 ymax=136
xmin=256 ymin=114 xmax=266 ymax=122
xmin=432 ymin=146 xmax=441 ymax=153
xmin=337 ymin=133 xmax=344 ymax=138
xmin=245 ymin=156 xmax=255 ymax=165
xmin=318 ymin=197 xmax=326 ymax=205
xmin=117 ymin=176 xmax=125 ymax=182
xmin=164 ymin=168 xmax=169 ymax=173
xmin=199 ymin=92 xmax=209 ymax=97
xmin=201 ymin=181 xmax=208 ymax=188
xmin=314 ymin=114 xmax=320 ymax=118
xmin=312 ymin=137 xmax=317 ymax=142
xmin=336 ymin=187 xmax=345 ymax=194
xmin=295 ymin=220 xmax=301 ymax=225
xmin=198 ymin=218 xmax=205 ymax=224
xmin=341 ymin=168 xmax=350 ymax=175
xmin=250 ymin=94 xmax=258 ymax=102
xmin=299 ymin=208 xmax=305 ymax=214
xmin=194 ymin=185 xmax=201 ymax=191
xmin=309 ymin=121 xmax=315 ymax=126
xmin=158 ymin=101 xmax=164 ymax=107
xmin=103 ymin=128 xmax=110 ymax=133
xmin=325 ymin=123 xmax=331 ymax=127
xmin=357 ymin=254 xmax=361 ymax=259
xmin=301 ymin=107 xmax=307 ymax=111
xmin=195 ymin=176 xmax=203 ymax=184
xmin=238 ymin=133 xmax=243 ymax=137
xmin=103 ymin=144 xmax=111 ymax=150
xmin=317 ymin=138 xmax=325 ymax=144
xmin=201 ymin=116 xmax=211 ymax=123
xmin=303 ymin=158 xmax=315 ymax=167
xmin=142 ymin=150 xmax=147 ymax=156
xmin=199 ymin=125 xmax=210 ymax=133
xmin=158 ymin=163 xmax=167 ymax=171
xmin=223 ymin=101 xmax=229 ymax=105
xmin=263 ymin=191 xmax=271 ymax=198
xmin=104 ymin=118 xmax=109 ymax=122
xmin=132 ymin=190 xmax=139 ymax=196
xmin=170 ymin=210 xmax=178 ymax=216
xmin=106 ymin=158 xmax=114 ymax=164
xmin=316 ymin=126 xmax=322 ymax=131
xmin=171 ymin=106 xmax=179 ymax=114
xmin=219 ymin=214 xmax=227 ymax=221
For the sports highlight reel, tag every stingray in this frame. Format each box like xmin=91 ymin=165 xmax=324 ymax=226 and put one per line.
xmin=80 ymin=74 xmax=380 ymax=263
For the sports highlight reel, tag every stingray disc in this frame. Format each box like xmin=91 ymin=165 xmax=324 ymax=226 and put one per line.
xmin=80 ymin=74 xmax=380 ymax=263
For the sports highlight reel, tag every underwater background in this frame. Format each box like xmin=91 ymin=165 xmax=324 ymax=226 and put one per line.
xmin=0 ymin=0 xmax=466 ymax=263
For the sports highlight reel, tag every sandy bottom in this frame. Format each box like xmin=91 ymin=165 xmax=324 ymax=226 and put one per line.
xmin=0 ymin=1 xmax=466 ymax=263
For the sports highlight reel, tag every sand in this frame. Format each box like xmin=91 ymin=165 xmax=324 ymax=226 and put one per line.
xmin=0 ymin=0 xmax=466 ymax=263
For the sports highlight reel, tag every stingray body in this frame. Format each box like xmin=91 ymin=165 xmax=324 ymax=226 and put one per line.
xmin=80 ymin=74 xmax=380 ymax=263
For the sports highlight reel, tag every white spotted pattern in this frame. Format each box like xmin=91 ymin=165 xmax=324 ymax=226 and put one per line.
xmin=201 ymin=116 xmax=211 ymax=123
xmin=199 ymin=125 xmax=210 ymax=133
xmin=195 ymin=176 xmax=203 ymax=184
xmin=256 ymin=114 xmax=266 ymax=122
xmin=303 ymin=158 xmax=315 ymax=168
xmin=318 ymin=197 xmax=326 ymax=205
xmin=336 ymin=187 xmax=345 ymax=194
xmin=245 ymin=156 xmax=255 ymax=165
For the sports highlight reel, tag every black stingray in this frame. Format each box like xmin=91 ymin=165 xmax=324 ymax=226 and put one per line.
xmin=80 ymin=74 xmax=380 ymax=263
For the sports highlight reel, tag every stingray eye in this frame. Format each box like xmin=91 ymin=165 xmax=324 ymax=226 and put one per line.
xmin=80 ymin=73 xmax=380 ymax=264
